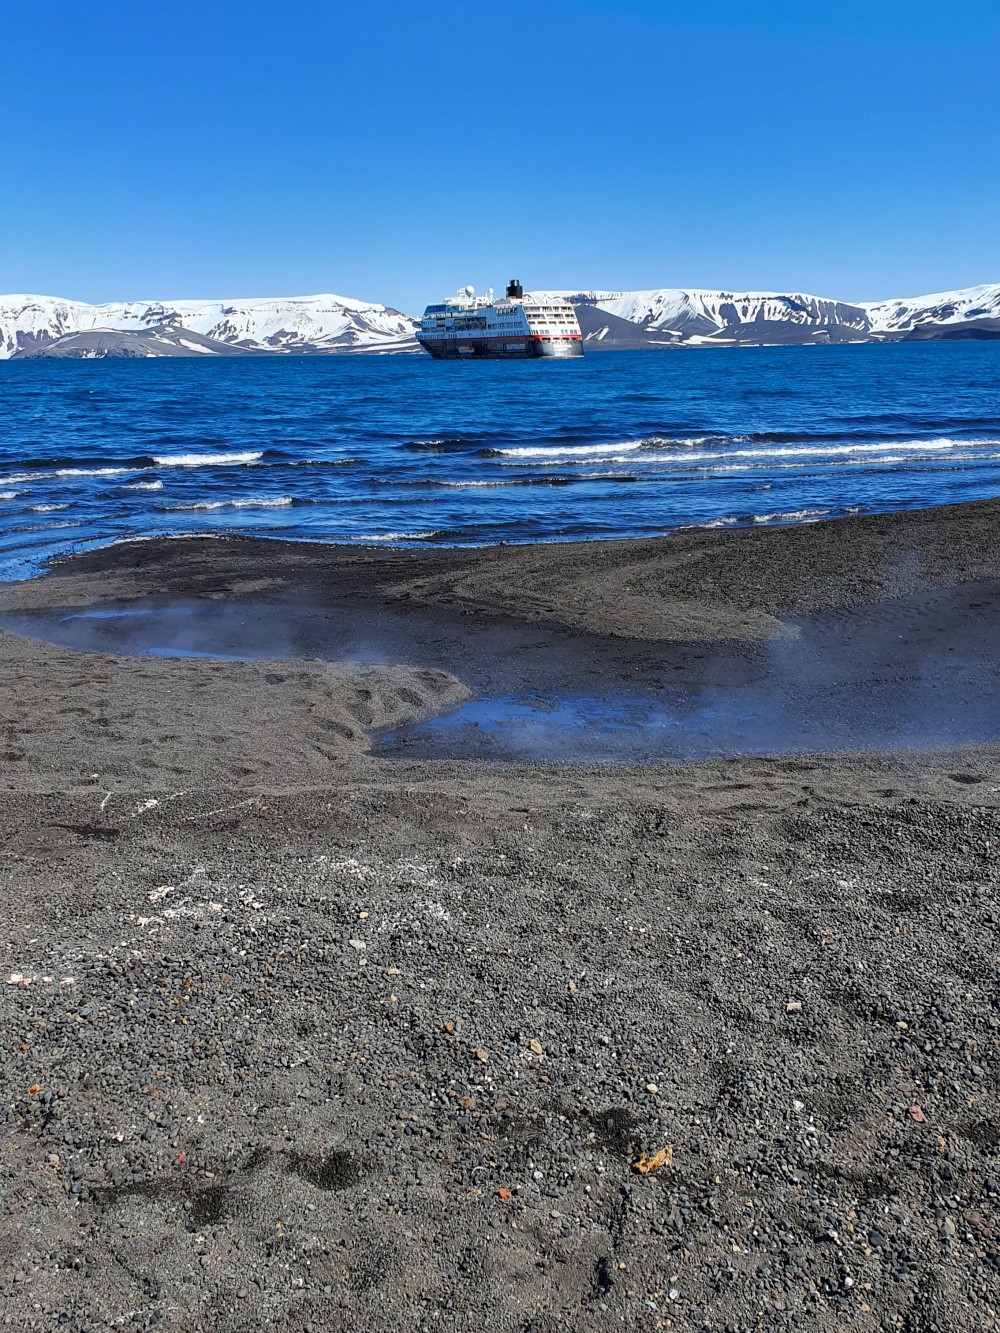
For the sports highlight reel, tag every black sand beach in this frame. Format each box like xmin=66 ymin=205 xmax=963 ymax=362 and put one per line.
xmin=1 ymin=502 xmax=998 ymax=1331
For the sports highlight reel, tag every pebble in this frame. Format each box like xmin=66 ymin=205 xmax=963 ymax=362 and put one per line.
xmin=1 ymin=718 xmax=996 ymax=1331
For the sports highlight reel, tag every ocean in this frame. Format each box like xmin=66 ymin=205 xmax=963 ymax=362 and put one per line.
xmin=1 ymin=342 xmax=999 ymax=582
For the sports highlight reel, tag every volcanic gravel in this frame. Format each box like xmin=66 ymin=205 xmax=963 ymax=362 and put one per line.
xmin=0 ymin=505 xmax=998 ymax=1332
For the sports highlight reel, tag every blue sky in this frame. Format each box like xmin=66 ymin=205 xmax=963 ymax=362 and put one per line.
xmin=2 ymin=0 xmax=998 ymax=310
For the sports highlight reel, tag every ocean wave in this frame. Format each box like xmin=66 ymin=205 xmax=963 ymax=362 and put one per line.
xmin=679 ymin=437 xmax=994 ymax=465
xmin=495 ymin=436 xmax=713 ymax=460
xmin=435 ymin=476 xmax=576 ymax=489
xmin=29 ymin=503 xmax=69 ymax=513
xmin=497 ymin=435 xmax=998 ymax=469
xmin=542 ymin=438 xmax=997 ymax=473
xmin=694 ymin=505 xmax=859 ymax=530
xmin=0 ymin=473 xmax=38 ymax=486
xmin=163 ymin=495 xmax=295 ymax=512
xmin=402 ymin=438 xmax=476 ymax=454
xmin=496 ymin=441 xmax=645 ymax=459
xmin=577 ymin=472 xmax=641 ymax=482
xmin=55 ymin=466 xmax=134 ymax=477
xmin=751 ymin=508 xmax=830 ymax=524
xmin=287 ymin=457 xmax=359 ymax=467
xmin=0 ymin=491 xmax=17 ymax=501
xmin=436 ymin=479 xmax=512 ymax=489
xmin=123 ymin=480 xmax=164 ymax=491
xmin=352 ymin=530 xmax=443 ymax=541
xmin=152 ymin=450 xmax=263 ymax=467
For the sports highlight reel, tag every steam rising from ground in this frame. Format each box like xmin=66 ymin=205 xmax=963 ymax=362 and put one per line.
xmin=3 ymin=573 xmax=999 ymax=763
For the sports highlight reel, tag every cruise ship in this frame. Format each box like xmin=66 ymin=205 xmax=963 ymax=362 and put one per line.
xmin=416 ymin=280 xmax=584 ymax=359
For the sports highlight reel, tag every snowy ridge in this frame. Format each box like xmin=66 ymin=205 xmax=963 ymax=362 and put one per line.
xmin=537 ymin=284 xmax=1000 ymax=346
xmin=862 ymin=283 xmax=1000 ymax=333
xmin=547 ymin=289 xmax=869 ymax=341
xmin=0 ymin=294 xmax=419 ymax=359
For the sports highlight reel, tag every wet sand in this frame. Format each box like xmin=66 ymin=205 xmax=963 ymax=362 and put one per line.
xmin=1 ymin=501 xmax=998 ymax=1331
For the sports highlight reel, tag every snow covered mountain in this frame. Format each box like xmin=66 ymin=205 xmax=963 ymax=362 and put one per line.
xmin=0 ymin=294 xmax=419 ymax=359
xmin=546 ymin=289 xmax=871 ymax=345
xmin=538 ymin=284 xmax=1000 ymax=347
xmin=862 ymin=283 xmax=1000 ymax=337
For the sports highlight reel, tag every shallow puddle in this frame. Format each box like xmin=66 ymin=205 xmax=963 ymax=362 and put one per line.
xmin=371 ymin=689 xmax=767 ymax=761
xmin=5 ymin=591 xmax=1000 ymax=763
xmin=55 ymin=609 xmax=253 ymax=660
xmin=2 ymin=602 xmax=320 ymax=662
xmin=371 ymin=678 xmax=1000 ymax=762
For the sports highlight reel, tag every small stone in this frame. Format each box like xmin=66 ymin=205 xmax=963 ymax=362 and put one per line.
xmin=475 ymin=1048 xmax=489 ymax=1063
xmin=528 ymin=1039 xmax=544 ymax=1056
xmin=348 ymin=940 xmax=366 ymax=952
xmin=645 ymin=1083 xmax=658 ymax=1094
xmin=942 ymin=1217 xmax=957 ymax=1237
xmin=786 ymin=1000 xmax=802 ymax=1013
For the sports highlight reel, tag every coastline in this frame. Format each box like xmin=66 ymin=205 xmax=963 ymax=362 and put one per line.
xmin=2 ymin=500 xmax=999 ymax=1330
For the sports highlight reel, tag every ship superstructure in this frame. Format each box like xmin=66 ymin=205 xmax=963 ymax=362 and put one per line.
xmin=416 ymin=279 xmax=583 ymax=359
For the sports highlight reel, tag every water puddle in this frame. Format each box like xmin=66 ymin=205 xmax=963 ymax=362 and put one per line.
xmin=51 ymin=609 xmax=254 ymax=660
xmin=372 ymin=689 xmax=767 ymax=761
xmin=372 ymin=675 xmax=1000 ymax=761
xmin=5 ymin=589 xmax=1000 ymax=763
xmin=1 ymin=603 xmax=315 ymax=662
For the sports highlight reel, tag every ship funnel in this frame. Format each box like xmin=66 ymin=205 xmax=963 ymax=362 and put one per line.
xmin=506 ymin=278 xmax=523 ymax=300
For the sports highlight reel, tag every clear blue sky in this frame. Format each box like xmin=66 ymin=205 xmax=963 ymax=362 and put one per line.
xmin=3 ymin=0 xmax=998 ymax=311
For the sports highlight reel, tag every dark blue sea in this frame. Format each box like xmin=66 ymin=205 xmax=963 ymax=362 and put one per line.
xmin=2 ymin=343 xmax=999 ymax=582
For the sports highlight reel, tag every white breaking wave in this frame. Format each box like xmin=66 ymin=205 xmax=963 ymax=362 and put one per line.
xmin=0 ymin=490 xmax=16 ymax=500
xmin=54 ymin=466 xmax=133 ymax=477
xmin=101 ymin=534 xmax=226 ymax=549
xmin=438 ymin=479 xmax=511 ymax=488
xmin=672 ymin=437 xmax=992 ymax=465
xmin=166 ymin=495 xmax=294 ymax=511
xmin=152 ymin=450 xmax=263 ymax=467
xmin=29 ymin=503 xmax=69 ymax=512
xmin=697 ymin=505 xmax=861 ymax=530
xmin=505 ymin=435 xmax=996 ymax=470
xmin=353 ymin=530 xmax=442 ymax=541
xmin=0 ymin=472 xmax=38 ymax=485
xmin=499 ymin=434 xmax=993 ymax=468
xmin=498 ymin=440 xmax=651 ymax=459
xmin=496 ymin=436 xmax=721 ymax=461
xmin=123 ymin=479 xmax=164 ymax=491
xmin=752 ymin=508 xmax=830 ymax=523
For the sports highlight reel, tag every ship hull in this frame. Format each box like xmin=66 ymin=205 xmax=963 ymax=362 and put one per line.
xmin=417 ymin=335 xmax=583 ymax=360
